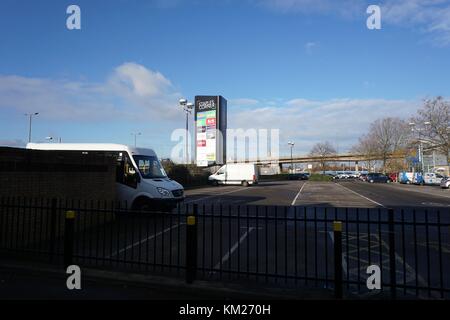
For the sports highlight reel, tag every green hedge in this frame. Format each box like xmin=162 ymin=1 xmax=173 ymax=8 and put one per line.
xmin=162 ymin=161 xmax=210 ymax=188
xmin=308 ymin=174 xmax=333 ymax=181
xmin=259 ymin=174 xmax=290 ymax=180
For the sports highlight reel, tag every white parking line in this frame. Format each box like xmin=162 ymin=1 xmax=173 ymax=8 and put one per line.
xmin=388 ymin=184 xmax=450 ymax=199
xmin=184 ymin=187 xmax=248 ymax=204
xmin=106 ymin=223 xmax=184 ymax=258
xmin=328 ymin=230 xmax=434 ymax=299
xmin=212 ymin=227 xmax=255 ymax=271
xmin=337 ymin=183 xmax=385 ymax=208
xmin=291 ymin=182 xmax=307 ymax=206
xmin=328 ymin=231 xmax=348 ymax=276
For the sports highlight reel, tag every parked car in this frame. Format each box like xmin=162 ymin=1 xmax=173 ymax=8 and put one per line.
xmin=334 ymin=173 xmax=350 ymax=180
xmin=440 ymin=177 xmax=450 ymax=189
xmin=367 ymin=173 xmax=392 ymax=183
xmin=288 ymin=173 xmax=309 ymax=180
xmin=399 ymin=172 xmax=415 ymax=184
xmin=359 ymin=174 xmax=368 ymax=182
xmin=388 ymin=172 xmax=398 ymax=183
xmin=416 ymin=172 xmax=445 ymax=186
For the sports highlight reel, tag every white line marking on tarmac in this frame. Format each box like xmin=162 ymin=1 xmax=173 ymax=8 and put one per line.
xmin=184 ymin=187 xmax=247 ymax=204
xmin=327 ymin=231 xmax=434 ymax=299
xmin=328 ymin=231 xmax=348 ymax=276
xmin=337 ymin=183 xmax=385 ymax=208
xmin=106 ymin=223 xmax=184 ymax=258
xmin=389 ymin=184 xmax=450 ymax=199
xmin=291 ymin=182 xmax=307 ymax=206
xmin=212 ymin=227 xmax=255 ymax=272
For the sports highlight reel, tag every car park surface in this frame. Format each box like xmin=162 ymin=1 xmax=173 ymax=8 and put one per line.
xmin=3 ymin=178 xmax=450 ymax=299
xmin=184 ymin=179 xmax=450 ymax=208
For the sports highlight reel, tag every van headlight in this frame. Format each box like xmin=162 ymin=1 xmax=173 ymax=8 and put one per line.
xmin=157 ymin=187 xmax=171 ymax=197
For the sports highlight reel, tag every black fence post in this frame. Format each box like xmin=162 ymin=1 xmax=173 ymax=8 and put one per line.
xmin=388 ymin=208 xmax=396 ymax=299
xmin=333 ymin=221 xmax=343 ymax=299
xmin=49 ymin=198 xmax=57 ymax=262
xmin=186 ymin=204 xmax=198 ymax=284
xmin=64 ymin=210 xmax=76 ymax=269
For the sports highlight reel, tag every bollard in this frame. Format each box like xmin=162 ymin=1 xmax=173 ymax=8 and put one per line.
xmin=333 ymin=221 xmax=343 ymax=299
xmin=186 ymin=204 xmax=198 ymax=284
xmin=64 ymin=210 xmax=76 ymax=269
xmin=49 ymin=198 xmax=57 ymax=262
xmin=388 ymin=208 xmax=396 ymax=299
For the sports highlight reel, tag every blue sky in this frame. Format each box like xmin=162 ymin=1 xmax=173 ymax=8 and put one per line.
xmin=1 ymin=0 xmax=450 ymax=159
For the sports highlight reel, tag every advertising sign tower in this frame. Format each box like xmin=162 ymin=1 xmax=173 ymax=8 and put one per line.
xmin=194 ymin=96 xmax=227 ymax=167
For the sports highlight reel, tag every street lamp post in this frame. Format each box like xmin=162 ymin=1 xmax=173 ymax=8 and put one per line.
xmin=131 ymin=132 xmax=141 ymax=148
xmin=288 ymin=142 xmax=295 ymax=174
xmin=409 ymin=122 xmax=432 ymax=173
xmin=24 ymin=112 xmax=39 ymax=143
xmin=179 ymin=99 xmax=193 ymax=164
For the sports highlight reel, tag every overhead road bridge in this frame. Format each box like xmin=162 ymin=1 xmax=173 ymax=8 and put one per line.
xmin=231 ymin=152 xmax=406 ymax=166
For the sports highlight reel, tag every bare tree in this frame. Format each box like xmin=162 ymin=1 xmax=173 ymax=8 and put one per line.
xmin=351 ymin=134 xmax=378 ymax=172
xmin=367 ymin=117 xmax=410 ymax=172
xmin=309 ymin=141 xmax=337 ymax=173
xmin=411 ymin=97 xmax=450 ymax=162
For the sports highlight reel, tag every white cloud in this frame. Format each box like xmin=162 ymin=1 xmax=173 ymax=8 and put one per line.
xmin=257 ymin=0 xmax=450 ymax=46
xmin=109 ymin=62 xmax=172 ymax=98
xmin=381 ymin=0 xmax=450 ymax=46
xmin=256 ymin=0 xmax=366 ymax=18
xmin=0 ymin=62 xmax=181 ymax=122
xmin=228 ymin=98 xmax=420 ymax=155
xmin=229 ymin=98 xmax=260 ymax=106
xmin=304 ymin=42 xmax=318 ymax=54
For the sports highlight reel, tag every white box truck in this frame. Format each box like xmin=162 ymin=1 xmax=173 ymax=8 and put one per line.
xmin=26 ymin=143 xmax=184 ymax=211
xmin=208 ymin=163 xmax=258 ymax=187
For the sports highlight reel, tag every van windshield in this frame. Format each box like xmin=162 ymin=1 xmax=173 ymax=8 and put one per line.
xmin=216 ymin=166 xmax=226 ymax=174
xmin=133 ymin=155 xmax=167 ymax=179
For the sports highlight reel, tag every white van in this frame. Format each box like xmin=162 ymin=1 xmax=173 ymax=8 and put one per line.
xmin=422 ymin=172 xmax=445 ymax=186
xmin=208 ymin=163 xmax=258 ymax=187
xmin=26 ymin=143 xmax=184 ymax=211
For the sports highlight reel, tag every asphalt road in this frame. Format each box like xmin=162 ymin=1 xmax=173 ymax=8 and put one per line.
xmin=184 ymin=180 xmax=450 ymax=208
xmin=77 ymin=181 xmax=450 ymax=298
xmin=2 ymin=180 xmax=450 ymax=299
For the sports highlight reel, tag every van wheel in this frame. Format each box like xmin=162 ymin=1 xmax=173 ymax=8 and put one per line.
xmin=241 ymin=180 xmax=249 ymax=187
xmin=132 ymin=197 xmax=153 ymax=213
xmin=212 ymin=180 xmax=219 ymax=186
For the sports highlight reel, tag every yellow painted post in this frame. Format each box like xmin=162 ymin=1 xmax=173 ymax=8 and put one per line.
xmin=64 ymin=210 xmax=76 ymax=268
xmin=334 ymin=221 xmax=343 ymax=299
xmin=186 ymin=204 xmax=198 ymax=283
